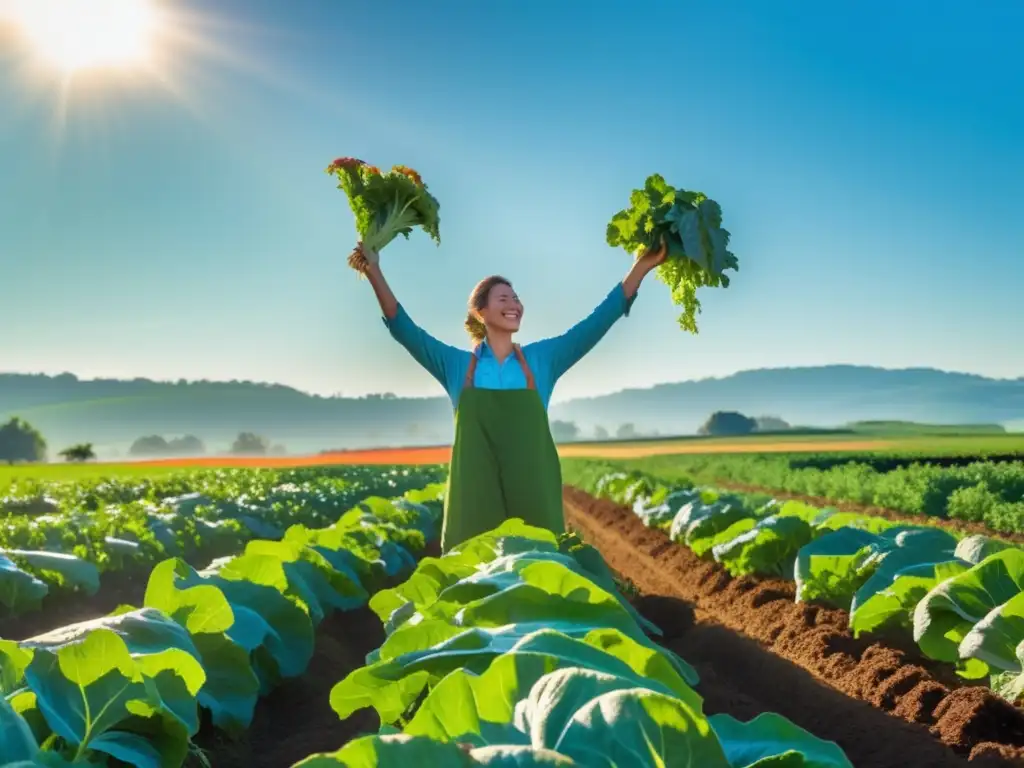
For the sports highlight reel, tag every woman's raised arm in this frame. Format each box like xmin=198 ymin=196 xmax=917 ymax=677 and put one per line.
xmin=350 ymin=244 xmax=400 ymax=320
xmin=351 ymin=244 xmax=463 ymax=393
xmin=529 ymin=240 xmax=667 ymax=382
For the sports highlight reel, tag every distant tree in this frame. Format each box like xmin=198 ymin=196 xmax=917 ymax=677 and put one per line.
xmin=231 ymin=432 xmax=270 ymax=455
xmin=0 ymin=417 xmax=47 ymax=463
xmin=59 ymin=443 xmax=96 ymax=462
xmin=699 ymin=411 xmax=758 ymax=437
xmin=593 ymin=425 xmax=610 ymax=441
xmin=755 ymin=415 xmax=791 ymax=432
xmin=129 ymin=435 xmax=170 ymax=457
xmin=549 ymin=420 xmax=581 ymax=442
xmin=167 ymin=435 xmax=205 ymax=455
xmin=616 ymin=423 xmax=637 ymax=440
xmin=270 ymin=443 xmax=288 ymax=455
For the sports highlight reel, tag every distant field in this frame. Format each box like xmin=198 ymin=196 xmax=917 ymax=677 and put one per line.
xmin=561 ymin=431 xmax=1024 ymax=458
xmin=0 ymin=462 xmax=186 ymax=490
xmin=2 ymin=430 xmax=1021 ymax=491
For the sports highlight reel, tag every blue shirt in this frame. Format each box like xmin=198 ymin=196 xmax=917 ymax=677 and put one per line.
xmin=383 ymin=282 xmax=636 ymax=410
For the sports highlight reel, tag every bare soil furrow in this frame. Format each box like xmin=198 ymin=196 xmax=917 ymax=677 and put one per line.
xmin=563 ymin=485 xmax=1024 ymax=767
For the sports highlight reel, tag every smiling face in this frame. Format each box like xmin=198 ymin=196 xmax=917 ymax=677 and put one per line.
xmin=478 ymin=281 xmax=524 ymax=335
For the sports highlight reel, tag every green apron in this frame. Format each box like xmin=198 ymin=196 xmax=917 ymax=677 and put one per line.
xmin=441 ymin=344 xmax=565 ymax=553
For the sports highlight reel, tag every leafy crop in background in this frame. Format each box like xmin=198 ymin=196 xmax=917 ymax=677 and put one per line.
xmin=576 ymin=460 xmax=1024 ymax=704
xmin=606 ymin=174 xmax=738 ymax=333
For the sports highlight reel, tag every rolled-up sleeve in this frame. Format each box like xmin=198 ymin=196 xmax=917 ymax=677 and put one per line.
xmin=382 ymin=305 xmax=463 ymax=392
xmin=530 ymin=282 xmax=637 ymax=383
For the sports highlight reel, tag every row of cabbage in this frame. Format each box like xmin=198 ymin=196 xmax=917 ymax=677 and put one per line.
xmin=0 ymin=483 xmax=445 ymax=768
xmin=0 ymin=466 xmax=447 ymax=616
xmin=577 ymin=462 xmax=1024 ymax=705
xmin=291 ymin=518 xmax=854 ymax=767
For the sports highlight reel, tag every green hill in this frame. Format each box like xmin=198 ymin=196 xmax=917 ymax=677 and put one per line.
xmin=1 ymin=365 xmax=1021 ymax=457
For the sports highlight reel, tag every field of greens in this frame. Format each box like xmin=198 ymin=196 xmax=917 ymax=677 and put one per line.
xmin=290 ymin=519 xmax=853 ymax=767
xmin=0 ymin=465 xmax=866 ymax=768
xmin=612 ymin=450 xmax=1024 ymax=535
xmin=567 ymin=460 xmax=1024 ymax=706
xmin=0 ymin=474 xmax=445 ymax=767
xmin=0 ymin=466 xmax=447 ymax=622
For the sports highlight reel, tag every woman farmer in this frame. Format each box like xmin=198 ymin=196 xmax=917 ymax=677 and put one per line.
xmin=351 ymin=240 xmax=667 ymax=552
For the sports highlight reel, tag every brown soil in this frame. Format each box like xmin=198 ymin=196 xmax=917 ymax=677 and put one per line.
xmin=718 ymin=480 xmax=1024 ymax=545
xmin=195 ymin=607 xmax=384 ymax=768
xmin=563 ymin=486 xmax=1024 ymax=766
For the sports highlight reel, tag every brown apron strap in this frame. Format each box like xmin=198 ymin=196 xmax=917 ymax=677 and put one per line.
xmin=513 ymin=344 xmax=537 ymax=390
xmin=462 ymin=343 xmax=536 ymax=392
xmin=463 ymin=347 xmax=481 ymax=391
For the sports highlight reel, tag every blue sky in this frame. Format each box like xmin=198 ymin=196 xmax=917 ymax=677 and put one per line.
xmin=1 ymin=0 xmax=1021 ymax=402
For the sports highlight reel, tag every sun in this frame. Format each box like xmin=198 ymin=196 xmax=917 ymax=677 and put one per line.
xmin=6 ymin=0 xmax=158 ymax=73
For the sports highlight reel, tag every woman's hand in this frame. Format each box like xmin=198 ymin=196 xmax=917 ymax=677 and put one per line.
xmin=347 ymin=242 xmax=380 ymax=276
xmin=636 ymin=235 xmax=668 ymax=273
xmin=622 ymin=236 xmax=667 ymax=299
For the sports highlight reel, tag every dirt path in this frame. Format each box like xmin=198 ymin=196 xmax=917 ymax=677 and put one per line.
xmin=563 ymin=486 xmax=1024 ymax=766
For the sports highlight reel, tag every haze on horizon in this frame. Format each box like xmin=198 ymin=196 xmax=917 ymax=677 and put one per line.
xmin=1 ymin=0 xmax=1021 ymax=402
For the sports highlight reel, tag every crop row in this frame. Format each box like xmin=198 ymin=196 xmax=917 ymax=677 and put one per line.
xmin=610 ymin=452 xmax=1024 ymax=534
xmin=0 ymin=465 xmax=447 ymax=618
xmin=0 ymin=481 xmax=445 ymax=767
xmin=569 ymin=460 xmax=1024 ymax=706
xmin=289 ymin=518 xmax=855 ymax=767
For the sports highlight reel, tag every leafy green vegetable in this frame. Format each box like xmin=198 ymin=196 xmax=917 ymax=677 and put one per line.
xmin=955 ymin=535 xmax=1016 ymax=564
xmin=294 ymin=734 xmax=577 ymax=767
xmin=794 ymin=528 xmax=878 ymax=606
xmin=0 ymin=554 xmax=48 ymax=615
xmin=958 ymin=590 xmax=1024 ymax=675
xmin=520 ymin=672 xmax=728 ymax=767
xmin=0 ymin=550 xmax=99 ymax=596
xmin=913 ymin=549 xmax=1024 ymax=677
xmin=0 ymin=696 xmax=39 ymax=763
xmin=326 ymin=158 xmax=441 ymax=260
xmin=606 ymin=174 xmax=738 ymax=332
xmin=849 ymin=560 xmax=969 ymax=638
xmin=18 ymin=610 xmax=206 ymax=767
xmin=713 ymin=516 xmax=813 ymax=578
xmin=710 ymin=712 xmax=853 ymax=768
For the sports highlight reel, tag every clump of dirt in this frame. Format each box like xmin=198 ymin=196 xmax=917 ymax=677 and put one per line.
xmin=563 ymin=485 xmax=1024 ymax=764
xmin=933 ymin=688 xmax=1024 ymax=753
xmin=970 ymin=742 xmax=1024 ymax=767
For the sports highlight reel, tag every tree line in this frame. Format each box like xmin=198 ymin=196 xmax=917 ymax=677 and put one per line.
xmin=549 ymin=412 xmax=791 ymax=443
xmin=0 ymin=418 xmax=285 ymax=463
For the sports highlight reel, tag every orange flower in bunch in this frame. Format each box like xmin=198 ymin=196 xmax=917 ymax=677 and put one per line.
xmin=327 ymin=156 xmax=364 ymax=173
xmin=365 ymin=165 xmax=381 ymax=175
xmin=392 ymin=164 xmax=423 ymax=185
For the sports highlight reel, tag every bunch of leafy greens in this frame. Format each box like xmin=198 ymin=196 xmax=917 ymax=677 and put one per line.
xmin=606 ymin=174 xmax=738 ymax=333
xmin=326 ymin=158 xmax=441 ymax=258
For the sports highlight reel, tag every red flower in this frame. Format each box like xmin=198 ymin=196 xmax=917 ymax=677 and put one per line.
xmin=327 ymin=156 xmax=364 ymax=172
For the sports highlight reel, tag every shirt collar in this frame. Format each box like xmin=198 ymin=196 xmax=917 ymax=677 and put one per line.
xmin=473 ymin=340 xmax=491 ymax=360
